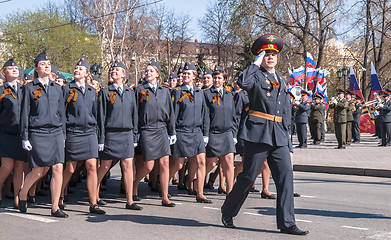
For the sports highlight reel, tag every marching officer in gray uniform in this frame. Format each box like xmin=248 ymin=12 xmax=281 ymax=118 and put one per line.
xmin=352 ymin=94 xmax=363 ymax=143
xmin=221 ymin=34 xmax=308 ymax=235
xmin=329 ymin=89 xmax=348 ymax=149
xmin=378 ymin=90 xmax=391 ymax=146
xmin=295 ymin=90 xmax=311 ymax=148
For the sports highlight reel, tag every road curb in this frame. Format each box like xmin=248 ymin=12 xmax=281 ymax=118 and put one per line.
xmin=293 ymin=165 xmax=391 ymax=178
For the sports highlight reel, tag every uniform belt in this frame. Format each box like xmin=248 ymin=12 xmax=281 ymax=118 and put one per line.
xmin=249 ymin=110 xmax=282 ymax=122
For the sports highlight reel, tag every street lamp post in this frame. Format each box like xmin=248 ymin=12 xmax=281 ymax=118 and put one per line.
xmin=337 ymin=69 xmax=342 ymax=93
xmin=342 ymin=67 xmax=348 ymax=96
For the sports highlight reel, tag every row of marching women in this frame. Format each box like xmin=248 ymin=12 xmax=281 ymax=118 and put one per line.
xmin=0 ymin=50 xmax=245 ymax=218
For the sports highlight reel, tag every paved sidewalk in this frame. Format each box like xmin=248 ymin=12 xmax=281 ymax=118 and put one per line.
xmin=291 ymin=133 xmax=391 ymax=178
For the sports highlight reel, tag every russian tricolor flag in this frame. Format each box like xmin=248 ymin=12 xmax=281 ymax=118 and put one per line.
xmin=306 ymin=52 xmax=316 ymax=69
xmin=370 ymin=62 xmax=382 ymax=100
xmin=317 ymin=69 xmax=329 ymax=85
xmin=288 ymin=69 xmax=295 ymax=85
xmin=306 ymin=68 xmax=318 ymax=89
xmin=349 ymin=66 xmax=364 ymax=100
xmin=293 ymin=66 xmax=305 ymax=85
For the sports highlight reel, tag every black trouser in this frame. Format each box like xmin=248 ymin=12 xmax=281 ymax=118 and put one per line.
xmin=335 ymin=122 xmax=346 ymax=148
xmin=221 ymin=141 xmax=295 ymax=229
xmin=296 ymin=122 xmax=307 ymax=147
xmin=321 ymin=121 xmax=325 ymax=141
xmin=381 ymin=122 xmax=391 ymax=145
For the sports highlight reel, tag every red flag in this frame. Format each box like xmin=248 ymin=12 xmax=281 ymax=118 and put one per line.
xmin=359 ymin=106 xmax=375 ymax=134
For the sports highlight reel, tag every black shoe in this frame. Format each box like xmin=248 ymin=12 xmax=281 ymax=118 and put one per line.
xmin=295 ymin=145 xmax=303 ymax=148
xmin=177 ymin=184 xmax=188 ymax=190
xmin=18 ymin=190 xmax=27 ymax=213
xmin=161 ymin=201 xmax=175 ymax=207
xmin=302 ymin=145 xmax=307 ymax=148
xmin=221 ymin=214 xmax=235 ymax=228
xmin=261 ymin=192 xmax=276 ymax=199
xmin=196 ymin=196 xmax=213 ymax=204
xmin=89 ymin=204 xmax=106 ymax=214
xmin=133 ymin=195 xmax=140 ymax=201
xmin=27 ymin=195 xmax=36 ymax=204
xmin=126 ymin=203 xmax=143 ymax=210
xmin=280 ymin=225 xmax=309 ymax=235
xmin=171 ymin=179 xmax=179 ymax=185
xmin=59 ymin=196 xmax=65 ymax=210
xmin=51 ymin=209 xmax=68 ymax=218
xmin=204 ymin=183 xmax=214 ymax=190
xmin=97 ymin=199 xmax=107 ymax=206
xmin=188 ymin=189 xmax=197 ymax=195
xmin=294 ymin=192 xmax=301 ymax=197
xmin=13 ymin=203 xmax=18 ymax=209
xmin=249 ymin=187 xmax=260 ymax=193
xmin=217 ymin=188 xmax=227 ymax=194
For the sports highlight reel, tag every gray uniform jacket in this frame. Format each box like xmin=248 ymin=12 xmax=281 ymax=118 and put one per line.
xmin=172 ymin=84 xmax=209 ymax=136
xmin=237 ymin=65 xmax=291 ymax=147
xmin=353 ymin=103 xmax=363 ymax=122
xmin=381 ymin=100 xmax=391 ymax=123
xmin=204 ymin=86 xmax=238 ymax=137
xmin=0 ymin=82 xmax=23 ymax=134
xmin=63 ymin=81 xmax=98 ymax=134
xmin=135 ymin=83 xmax=176 ymax=135
xmin=295 ymin=100 xmax=311 ymax=123
xmin=98 ymin=84 xmax=138 ymax=144
xmin=20 ymin=78 xmax=66 ymax=140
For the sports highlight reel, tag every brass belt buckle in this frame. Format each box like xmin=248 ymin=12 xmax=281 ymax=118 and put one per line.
xmin=273 ymin=115 xmax=278 ymax=122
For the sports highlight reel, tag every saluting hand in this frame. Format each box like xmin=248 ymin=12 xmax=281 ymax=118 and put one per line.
xmin=253 ymin=51 xmax=266 ymax=67
xmin=22 ymin=140 xmax=32 ymax=151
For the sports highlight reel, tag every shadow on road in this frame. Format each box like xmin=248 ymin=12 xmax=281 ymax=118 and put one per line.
xmin=251 ymin=206 xmax=391 ymax=219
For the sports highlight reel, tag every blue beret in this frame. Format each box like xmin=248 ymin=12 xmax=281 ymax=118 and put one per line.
xmin=169 ymin=72 xmax=178 ymax=79
xmin=57 ymin=73 xmax=66 ymax=80
xmin=214 ymin=65 xmax=224 ymax=72
xmin=203 ymin=67 xmax=213 ymax=75
xmin=148 ymin=59 xmax=160 ymax=73
xmin=34 ymin=51 xmax=49 ymax=63
xmin=112 ymin=59 xmax=127 ymax=72
xmin=76 ymin=58 xmax=90 ymax=69
xmin=184 ymin=62 xmax=197 ymax=71
xmin=3 ymin=58 xmax=18 ymax=68
xmin=177 ymin=65 xmax=184 ymax=75
xmin=24 ymin=73 xmax=33 ymax=80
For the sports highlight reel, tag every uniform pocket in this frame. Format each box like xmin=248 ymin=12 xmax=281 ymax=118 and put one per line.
xmin=248 ymin=114 xmax=266 ymax=124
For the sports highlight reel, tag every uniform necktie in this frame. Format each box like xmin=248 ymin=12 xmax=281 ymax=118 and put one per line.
xmin=11 ymin=84 xmax=17 ymax=93
xmin=80 ymin=85 xmax=85 ymax=94
xmin=152 ymin=86 xmax=156 ymax=94
xmin=190 ymin=87 xmax=194 ymax=95
xmin=118 ymin=87 xmax=122 ymax=95
xmin=43 ymin=84 xmax=48 ymax=92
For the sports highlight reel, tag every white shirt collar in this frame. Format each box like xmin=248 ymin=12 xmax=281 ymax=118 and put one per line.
xmin=76 ymin=81 xmax=85 ymax=88
xmin=148 ymin=82 xmax=157 ymax=89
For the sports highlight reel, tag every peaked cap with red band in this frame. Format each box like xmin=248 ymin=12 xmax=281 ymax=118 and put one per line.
xmin=251 ymin=34 xmax=283 ymax=55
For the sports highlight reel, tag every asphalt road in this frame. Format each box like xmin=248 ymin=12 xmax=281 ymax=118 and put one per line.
xmin=1 ymin=167 xmax=390 ymax=240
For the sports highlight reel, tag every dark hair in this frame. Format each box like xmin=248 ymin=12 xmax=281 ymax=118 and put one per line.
xmin=212 ymin=70 xmax=227 ymax=80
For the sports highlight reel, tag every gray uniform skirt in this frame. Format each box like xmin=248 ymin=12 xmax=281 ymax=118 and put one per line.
xmin=140 ymin=128 xmax=170 ymax=161
xmin=172 ymin=130 xmax=205 ymax=158
xmin=206 ymin=131 xmax=235 ymax=158
xmin=28 ymin=129 xmax=65 ymax=168
xmin=65 ymin=131 xmax=98 ymax=161
xmin=99 ymin=130 xmax=134 ymax=160
xmin=0 ymin=132 xmax=28 ymax=162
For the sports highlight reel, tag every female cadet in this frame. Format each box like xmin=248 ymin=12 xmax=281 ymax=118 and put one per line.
xmin=0 ymin=59 xmax=27 ymax=208
xmin=133 ymin=60 xmax=176 ymax=207
xmin=169 ymin=62 xmax=211 ymax=203
xmin=97 ymin=60 xmax=142 ymax=210
xmin=202 ymin=67 xmax=213 ymax=90
xmin=59 ymin=58 xmax=105 ymax=214
xmin=204 ymin=67 xmax=237 ymax=194
xmin=18 ymin=51 xmax=68 ymax=218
